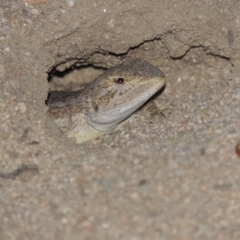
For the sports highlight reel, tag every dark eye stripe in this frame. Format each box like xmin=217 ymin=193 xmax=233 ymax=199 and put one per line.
xmin=114 ymin=78 xmax=124 ymax=84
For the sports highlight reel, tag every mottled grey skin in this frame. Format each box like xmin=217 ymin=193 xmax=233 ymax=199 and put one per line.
xmin=47 ymin=59 xmax=165 ymax=144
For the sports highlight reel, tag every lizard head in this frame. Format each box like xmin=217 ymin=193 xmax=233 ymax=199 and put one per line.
xmin=87 ymin=58 xmax=165 ymax=132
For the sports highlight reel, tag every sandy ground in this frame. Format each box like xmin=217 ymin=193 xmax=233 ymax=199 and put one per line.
xmin=0 ymin=0 xmax=240 ymax=239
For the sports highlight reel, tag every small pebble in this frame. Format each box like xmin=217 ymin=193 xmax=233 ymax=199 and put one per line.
xmin=235 ymin=141 xmax=240 ymax=157
xmin=16 ymin=103 xmax=27 ymax=114
xmin=2 ymin=26 xmax=11 ymax=35
xmin=31 ymin=9 xmax=40 ymax=15
xmin=25 ymin=51 xmax=31 ymax=56
xmin=66 ymin=0 xmax=75 ymax=7
xmin=27 ymin=0 xmax=48 ymax=4
xmin=104 ymin=33 xmax=110 ymax=40
xmin=0 ymin=64 xmax=5 ymax=77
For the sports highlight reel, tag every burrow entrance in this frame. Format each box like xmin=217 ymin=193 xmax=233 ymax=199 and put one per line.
xmin=45 ymin=38 xmax=232 ymax=146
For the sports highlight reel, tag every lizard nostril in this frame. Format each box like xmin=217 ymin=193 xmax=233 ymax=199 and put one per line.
xmin=91 ymin=100 xmax=98 ymax=112
xmin=114 ymin=78 xmax=124 ymax=85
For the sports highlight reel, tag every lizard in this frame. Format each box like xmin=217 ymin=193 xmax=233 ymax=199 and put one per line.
xmin=46 ymin=58 xmax=165 ymax=144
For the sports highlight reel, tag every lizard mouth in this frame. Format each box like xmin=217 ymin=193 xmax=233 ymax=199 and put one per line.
xmin=87 ymin=76 xmax=165 ymax=132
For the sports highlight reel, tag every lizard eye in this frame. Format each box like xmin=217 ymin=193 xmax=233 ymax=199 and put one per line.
xmin=114 ymin=78 xmax=124 ymax=85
